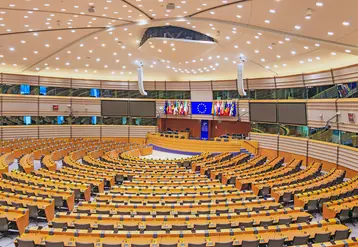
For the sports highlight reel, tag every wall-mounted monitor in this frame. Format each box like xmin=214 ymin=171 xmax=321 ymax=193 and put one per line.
xmin=278 ymin=103 xmax=307 ymax=125
xmin=129 ymin=101 xmax=156 ymax=117
xmin=101 ymin=100 xmax=128 ymax=116
xmin=249 ymin=102 xmax=277 ymax=123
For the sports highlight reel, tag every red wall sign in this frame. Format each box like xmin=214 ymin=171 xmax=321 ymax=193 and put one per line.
xmin=53 ymin=105 xmax=59 ymax=111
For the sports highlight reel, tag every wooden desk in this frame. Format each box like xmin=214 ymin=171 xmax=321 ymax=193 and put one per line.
xmin=323 ymin=195 xmax=358 ymax=219
xmin=76 ymin=198 xmax=281 ymax=215
xmin=0 ymin=192 xmax=55 ymax=221
xmin=17 ymin=219 xmax=348 ymax=246
xmin=0 ymin=180 xmax=75 ymax=211
xmin=95 ymin=190 xmax=255 ymax=203
xmin=294 ymin=176 xmax=358 ymax=208
xmin=0 ymin=206 xmax=29 ymax=234
xmin=51 ymin=207 xmax=311 ymax=229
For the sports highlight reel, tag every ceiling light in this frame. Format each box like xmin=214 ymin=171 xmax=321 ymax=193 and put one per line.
xmin=342 ymin=22 xmax=350 ymax=26
xmin=328 ymin=32 xmax=334 ymax=36
xmin=316 ymin=2 xmax=323 ymax=7
xmin=294 ymin=25 xmax=301 ymax=30
xmin=345 ymin=49 xmax=351 ymax=53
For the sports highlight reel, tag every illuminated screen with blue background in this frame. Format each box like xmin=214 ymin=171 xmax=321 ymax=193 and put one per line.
xmin=20 ymin=85 xmax=30 ymax=95
xmin=40 ymin=86 xmax=47 ymax=95
xmin=24 ymin=116 xmax=32 ymax=125
xmin=90 ymin=88 xmax=100 ymax=97
xmin=91 ymin=116 xmax=97 ymax=125
xmin=57 ymin=116 xmax=64 ymax=125
xmin=191 ymin=102 xmax=213 ymax=115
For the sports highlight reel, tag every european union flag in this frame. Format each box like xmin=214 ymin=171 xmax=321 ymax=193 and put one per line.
xmin=191 ymin=102 xmax=213 ymax=115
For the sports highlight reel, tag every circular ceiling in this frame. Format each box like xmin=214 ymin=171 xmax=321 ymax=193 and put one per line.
xmin=0 ymin=0 xmax=357 ymax=81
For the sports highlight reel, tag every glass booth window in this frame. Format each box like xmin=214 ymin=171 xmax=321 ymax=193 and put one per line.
xmin=251 ymin=123 xmax=279 ymax=134
xmin=102 ymin=117 xmax=129 ymax=125
xmin=276 ymin=88 xmax=307 ymax=99
xmin=280 ymin=125 xmax=309 ymax=137
xmin=44 ymin=87 xmax=71 ymax=96
xmin=72 ymin=88 xmax=91 ymax=97
xmin=340 ymin=131 xmax=358 ymax=147
xmin=213 ymin=91 xmax=240 ymax=100
xmin=131 ymin=118 xmax=157 ymax=126
xmin=308 ymin=85 xmax=338 ymax=99
xmin=309 ymin=127 xmax=340 ymax=144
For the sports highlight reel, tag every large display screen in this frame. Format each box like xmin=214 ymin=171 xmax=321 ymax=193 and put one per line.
xmin=101 ymin=100 xmax=128 ymax=116
xmin=278 ymin=103 xmax=307 ymax=125
xmin=249 ymin=103 xmax=277 ymax=123
xmin=129 ymin=101 xmax=156 ymax=117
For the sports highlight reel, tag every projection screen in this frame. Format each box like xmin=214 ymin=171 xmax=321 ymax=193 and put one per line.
xmin=249 ymin=103 xmax=277 ymax=123
xmin=278 ymin=103 xmax=307 ymax=125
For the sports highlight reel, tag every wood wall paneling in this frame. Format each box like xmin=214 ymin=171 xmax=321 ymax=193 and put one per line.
xmin=333 ymin=65 xmax=358 ymax=85
xmin=304 ymin=70 xmax=334 ymax=87
xmin=211 ymin=80 xmax=237 ymax=91
xmin=306 ymin=99 xmax=337 ymax=128
xmin=275 ymin=74 xmax=304 ymax=88
xmin=2 ymin=95 xmax=38 ymax=116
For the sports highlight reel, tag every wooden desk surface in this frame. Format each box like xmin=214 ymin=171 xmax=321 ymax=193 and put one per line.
xmin=0 ymin=191 xmax=55 ymax=221
xmin=51 ymin=207 xmax=310 ymax=228
xmin=18 ymin=219 xmax=348 ymax=246
xmin=0 ymin=206 xmax=29 ymax=234
xmin=323 ymin=195 xmax=358 ymax=219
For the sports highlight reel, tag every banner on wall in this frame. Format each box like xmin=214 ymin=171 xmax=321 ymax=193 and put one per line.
xmin=212 ymin=100 xmax=236 ymax=116
xmin=164 ymin=101 xmax=190 ymax=115
xmin=200 ymin=120 xmax=209 ymax=140
xmin=191 ymin=102 xmax=213 ymax=115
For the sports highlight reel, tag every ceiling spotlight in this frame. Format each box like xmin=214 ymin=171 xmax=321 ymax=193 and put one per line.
xmin=88 ymin=6 xmax=95 ymax=13
xmin=305 ymin=8 xmax=313 ymax=19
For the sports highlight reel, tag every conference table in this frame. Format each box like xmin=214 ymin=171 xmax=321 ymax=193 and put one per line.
xmin=17 ymin=219 xmax=348 ymax=247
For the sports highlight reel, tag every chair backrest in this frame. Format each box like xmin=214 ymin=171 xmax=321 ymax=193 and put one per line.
xmin=242 ymin=240 xmax=259 ymax=247
xmin=282 ymin=192 xmax=292 ymax=202
xmin=193 ymin=224 xmax=209 ymax=230
xmin=77 ymin=209 xmax=90 ymax=214
xmin=131 ymin=244 xmax=150 ymax=247
xmin=292 ymin=235 xmax=309 ymax=245
xmin=12 ymin=202 xmax=24 ymax=208
xmin=296 ymin=216 xmax=311 ymax=223
xmin=146 ymin=224 xmax=162 ymax=231
xmin=74 ymin=223 xmax=91 ymax=230
xmin=214 ymin=242 xmax=233 ymax=247
xmin=334 ymin=229 xmax=350 ymax=240
xmin=17 ymin=239 xmax=36 ymax=247
xmin=159 ymin=244 xmax=178 ymax=247
xmin=45 ymin=241 xmax=65 ymax=247
xmin=252 ymin=206 xmax=265 ymax=212
xmin=216 ymin=223 xmax=231 ymax=229
xmin=188 ymin=243 xmax=206 ymax=247
xmin=239 ymin=221 xmax=253 ymax=228
xmin=123 ymin=224 xmax=138 ymax=231
xmin=172 ymin=224 xmax=187 ymax=230
xmin=96 ymin=210 xmax=110 ymax=215
xmin=259 ymin=220 xmax=274 ymax=227
xmin=75 ymin=242 xmax=94 ymax=247
xmin=352 ymin=206 xmax=358 ymax=219
xmin=52 ymin=222 xmax=68 ymax=228
xmin=98 ymin=224 xmax=114 ymax=230
xmin=314 ymin=232 xmax=331 ymax=243
xmin=103 ymin=244 xmax=122 ymax=247
xmin=278 ymin=218 xmax=292 ymax=225
xmin=28 ymin=205 xmax=39 ymax=218
xmin=0 ymin=217 xmax=9 ymax=232
xmin=53 ymin=196 xmax=64 ymax=208
xmin=267 ymin=238 xmax=285 ymax=247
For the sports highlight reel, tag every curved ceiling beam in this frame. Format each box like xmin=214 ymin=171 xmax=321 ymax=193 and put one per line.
xmin=0 ymin=7 xmax=134 ymax=23
xmin=121 ymin=0 xmax=153 ymax=20
xmin=187 ymin=0 xmax=251 ymax=18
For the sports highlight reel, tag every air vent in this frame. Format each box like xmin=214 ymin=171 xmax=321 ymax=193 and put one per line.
xmin=166 ymin=3 xmax=175 ymax=10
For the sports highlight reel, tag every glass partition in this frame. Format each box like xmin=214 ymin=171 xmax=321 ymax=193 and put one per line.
xmin=276 ymin=88 xmax=307 ymax=99
xmin=213 ymin=90 xmax=240 ymax=100
xmin=102 ymin=117 xmax=129 ymax=125
xmin=280 ymin=124 xmax=309 ymax=137
xmin=251 ymin=123 xmax=279 ymax=134
xmin=131 ymin=118 xmax=157 ymax=126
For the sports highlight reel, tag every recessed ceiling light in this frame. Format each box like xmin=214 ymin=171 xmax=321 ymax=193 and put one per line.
xmin=331 ymin=52 xmax=337 ymax=56
xmin=345 ymin=49 xmax=351 ymax=53
xmin=316 ymin=2 xmax=323 ymax=7
xmin=342 ymin=22 xmax=350 ymax=26
xmin=294 ymin=25 xmax=301 ymax=30
xmin=328 ymin=32 xmax=334 ymax=36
